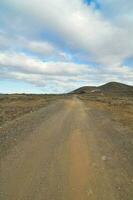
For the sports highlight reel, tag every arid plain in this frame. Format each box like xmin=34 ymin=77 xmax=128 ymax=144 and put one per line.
xmin=0 ymin=82 xmax=133 ymax=200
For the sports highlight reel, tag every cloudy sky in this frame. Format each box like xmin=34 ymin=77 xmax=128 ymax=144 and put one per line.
xmin=0 ymin=0 xmax=133 ymax=93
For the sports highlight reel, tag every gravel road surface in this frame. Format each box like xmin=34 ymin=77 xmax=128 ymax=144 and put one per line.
xmin=0 ymin=97 xmax=133 ymax=200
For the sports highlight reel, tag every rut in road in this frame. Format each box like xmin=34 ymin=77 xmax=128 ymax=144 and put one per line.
xmin=0 ymin=98 xmax=133 ymax=200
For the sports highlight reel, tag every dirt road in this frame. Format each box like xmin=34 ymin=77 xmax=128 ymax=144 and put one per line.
xmin=0 ymin=97 xmax=133 ymax=200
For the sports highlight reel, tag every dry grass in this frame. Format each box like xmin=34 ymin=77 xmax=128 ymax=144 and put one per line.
xmin=78 ymin=94 xmax=133 ymax=131
xmin=0 ymin=93 xmax=133 ymax=131
xmin=0 ymin=94 xmax=63 ymax=126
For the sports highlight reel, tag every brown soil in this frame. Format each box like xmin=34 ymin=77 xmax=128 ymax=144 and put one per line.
xmin=0 ymin=97 xmax=133 ymax=200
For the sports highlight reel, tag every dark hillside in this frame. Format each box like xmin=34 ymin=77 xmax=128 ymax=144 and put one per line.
xmin=72 ymin=82 xmax=133 ymax=96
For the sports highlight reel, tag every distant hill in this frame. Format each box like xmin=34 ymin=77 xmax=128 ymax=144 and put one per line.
xmin=71 ymin=82 xmax=133 ymax=96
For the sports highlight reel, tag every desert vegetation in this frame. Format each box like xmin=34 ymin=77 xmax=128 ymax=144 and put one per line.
xmin=0 ymin=94 xmax=63 ymax=126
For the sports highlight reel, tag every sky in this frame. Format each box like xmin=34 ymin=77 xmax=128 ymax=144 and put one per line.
xmin=0 ymin=0 xmax=133 ymax=93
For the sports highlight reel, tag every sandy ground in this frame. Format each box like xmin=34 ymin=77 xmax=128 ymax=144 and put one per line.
xmin=0 ymin=97 xmax=133 ymax=200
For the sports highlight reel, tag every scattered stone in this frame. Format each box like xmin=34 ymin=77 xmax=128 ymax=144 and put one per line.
xmin=102 ymin=155 xmax=107 ymax=161
xmin=118 ymin=186 xmax=121 ymax=190
xmin=87 ymin=189 xmax=93 ymax=196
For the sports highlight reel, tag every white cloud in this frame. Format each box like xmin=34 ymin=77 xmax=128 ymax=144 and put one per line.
xmin=2 ymin=0 xmax=133 ymax=67
xmin=0 ymin=52 xmax=90 ymax=76
xmin=0 ymin=0 xmax=133 ymax=92
xmin=0 ymin=31 xmax=72 ymax=62
xmin=0 ymin=51 xmax=91 ymax=92
xmin=27 ymin=41 xmax=56 ymax=55
xmin=25 ymin=39 xmax=71 ymax=61
xmin=0 ymin=51 xmax=132 ymax=92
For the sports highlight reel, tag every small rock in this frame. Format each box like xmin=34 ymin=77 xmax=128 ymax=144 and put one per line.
xmin=118 ymin=186 xmax=121 ymax=190
xmin=102 ymin=155 xmax=107 ymax=161
xmin=87 ymin=189 xmax=93 ymax=196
